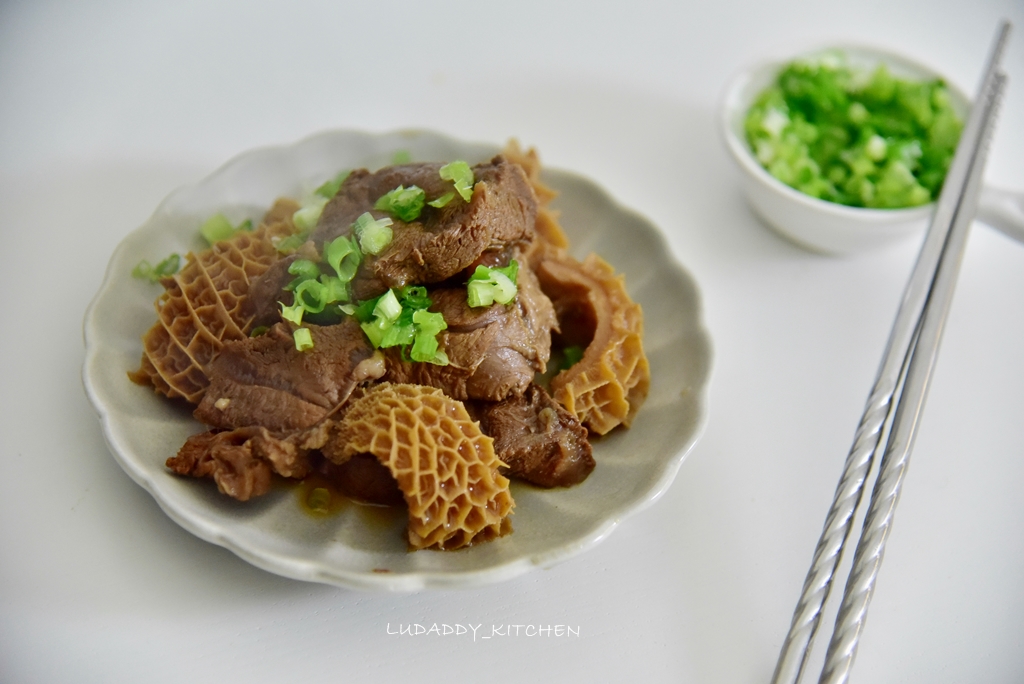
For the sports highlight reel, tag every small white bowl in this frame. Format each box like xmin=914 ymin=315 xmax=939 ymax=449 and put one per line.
xmin=720 ymin=45 xmax=971 ymax=255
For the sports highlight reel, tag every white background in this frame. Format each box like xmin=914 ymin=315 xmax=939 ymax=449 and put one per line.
xmin=2 ymin=1 xmax=1022 ymax=682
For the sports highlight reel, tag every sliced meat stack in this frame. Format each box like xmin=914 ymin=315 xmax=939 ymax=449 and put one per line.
xmin=141 ymin=143 xmax=651 ymax=547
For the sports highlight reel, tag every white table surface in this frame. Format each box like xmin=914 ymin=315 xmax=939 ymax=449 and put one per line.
xmin=2 ymin=1 xmax=1023 ymax=682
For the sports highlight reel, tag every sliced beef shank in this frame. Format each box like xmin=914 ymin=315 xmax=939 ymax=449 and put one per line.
xmin=312 ymin=156 xmax=537 ymax=298
xmin=194 ymin=320 xmax=385 ymax=432
xmin=384 ymin=263 xmax=557 ymax=401
xmin=473 ymin=384 xmax=594 ymax=488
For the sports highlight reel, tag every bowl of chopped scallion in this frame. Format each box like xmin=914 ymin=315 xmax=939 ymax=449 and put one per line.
xmin=720 ymin=44 xmax=970 ymax=254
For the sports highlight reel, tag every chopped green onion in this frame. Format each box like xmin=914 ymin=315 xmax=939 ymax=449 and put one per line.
xmin=249 ymin=325 xmax=269 ymax=337
xmin=293 ymin=279 xmax=328 ymax=314
xmin=280 ymin=301 xmax=304 ymax=325
xmin=200 ymin=214 xmax=236 ymax=244
xmin=743 ymin=53 xmax=961 ymax=208
xmin=379 ymin=321 xmax=416 ymax=347
xmin=561 ymin=345 xmax=584 ymax=370
xmin=439 ymin=161 xmax=475 ymax=201
xmin=410 ymin=308 xmax=447 ymax=363
xmin=391 ymin=149 xmax=412 ymax=165
xmin=292 ymin=196 xmax=329 ymax=232
xmin=315 ymin=170 xmax=350 ymax=200
xmin=427 ymin=191 xmax=455 ymax=208
xmin=200 ymin=214 xmax=251 ymax=245
xmin=353 ymin=295 xmax=382 ymax=323
xmin=396 ymin=285 xmax=431 ymax=310
xmin=354 ymin=287 xmax=448 ymax=365
xmin=294 ymin=327 xmax=314 ymax=352
xmin=132 ymin=253 xmax=181 ymax=283
xmin=352 ymin=212 xmax=394 ymax=255
xmin=318 ymin=274 xmax=349 ymax=303
xmin=307 ymin=487 xmax=331 ymax=513
xmin=466 ymin=260 xmax=519 ymax=307
xmin=274 ymin=233 xmax=308 ymax=254
xmin=285 ymin=259 xmax=321 ymax=290
xmin=360 ymin=319 xmax=385 ymax=348
xmin=374 ymin=185 xmax=426 ymax=222
xmin=324 ymin=235 xmax=361 ymax=282
xmin=373 ymin=289 xmax=402 ymax=322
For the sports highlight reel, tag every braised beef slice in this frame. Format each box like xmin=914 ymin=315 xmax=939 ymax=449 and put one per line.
xmin=473 ymin=384 xmax=594 ymax=488
xmin=384 ymin=264 xmax=557 ymax=401
xmin=193 ymin=320 xmax=385 ymax=432
xmin=312 ymin=157 xmax=537 ymax=298
xmin=240 ymin=254 xmax=299 ymax=329
xmin=241 ymin=239 xmax=323 ymax=329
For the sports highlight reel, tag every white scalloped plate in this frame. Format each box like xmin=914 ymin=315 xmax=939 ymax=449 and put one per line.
xmin=82 ymin=129 xmax=713 ymax=591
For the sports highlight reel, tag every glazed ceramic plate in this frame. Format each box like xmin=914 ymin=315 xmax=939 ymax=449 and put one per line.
xmin=82 ymin=129 xmax=712 ymax=591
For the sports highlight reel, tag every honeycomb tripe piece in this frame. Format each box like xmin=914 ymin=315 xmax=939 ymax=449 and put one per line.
xmin=536 ymin=250 xmax=650 ymax=435
xmin=128 ymin=198 xmax=299 ymax=403
xmin=328 ymin=383 xmax=514 ymax=551
xmin=502 ymin=139 xmax=569 ymax=250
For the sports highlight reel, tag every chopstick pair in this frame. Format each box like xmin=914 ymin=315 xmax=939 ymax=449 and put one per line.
xmin=771 ymin=21 xmax=1012 ymax=684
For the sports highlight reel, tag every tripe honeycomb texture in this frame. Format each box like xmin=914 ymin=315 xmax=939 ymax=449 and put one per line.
xmin=128 ymin=199 xmax=298 ymax=403
xmin=331 ymin=383 xmax=514 ymax=550
xmin=541 ymin=252 xmax=650 ymax=435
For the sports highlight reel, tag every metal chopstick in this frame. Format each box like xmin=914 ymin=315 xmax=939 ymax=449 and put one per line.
xmin=818 ymin=67 xmax=1006 ymax=684
xmin=771 ymin=20 xmax=1011 ymax=684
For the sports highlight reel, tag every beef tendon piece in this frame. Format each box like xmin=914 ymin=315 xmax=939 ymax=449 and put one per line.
xmin=385 ymin=262 xmax=557 ymax=401
xmin=325 ymin=383 xmax=514 ymax=551
xmin=312 ymin=157 xmax=537 ymax=296
xmin=537 ymin=251 xmax=650 ymax=435
xmin=168 ymin=426 xmax=299 ymax=501
xmin=167 ymin=420 xmax=340 ymax=501
xmin=475 ymin=385 xmax=594 ymax=488
xmin=193 ymin=320 xmax=385 ymax=433
xmin=128 ymin=199 xmax=300 ymax=403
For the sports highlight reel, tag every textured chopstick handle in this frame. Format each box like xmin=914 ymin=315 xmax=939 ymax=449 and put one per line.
xmin=770 ymin=374 xmax=901 ymax=684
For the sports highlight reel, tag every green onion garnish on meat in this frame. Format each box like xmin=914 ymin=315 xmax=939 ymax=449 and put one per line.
xmin=292 ymin=196 xmax=329 ymax=233
xmin=391 ymin=150 xmax=412 ymax=165
xmin=324 ymin=235 xmax=362 ymax=282
xmin=293 ymin=327 xmax=314 ymax=352
xmin=294 ymin=279 xmax=329 ymax=314
xmin=397 ymin=285 xmax=431 ymax=310
xmin=318 ymin=274 xmax=349 ymax=303
xmin=466 ymin=260 xmax=519 ymax=307
xmin=352 ymin=212 xmax=394 ymax=255
xmin=427 ymin=191 xmax=455 ymax=208
xmin=315 ymin=170 xmax=350 ymax=200
xmin=410 ymin=309 xmax=448 ymax=364
xmin=285 ymin=259 xmax=321 ymax=290
xmin=280 ymin=301 xmax=304 ymax=325
xmin=355 ymin=287 xmax=448 ymax=365
xmin=439 ymin=161 xmax=475 ymax=202
xmin=374 ymin=185 xmax=426 ymax=222
xmin=132 ymin=253 xmax=181 ymax=283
